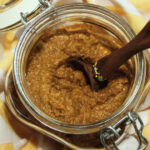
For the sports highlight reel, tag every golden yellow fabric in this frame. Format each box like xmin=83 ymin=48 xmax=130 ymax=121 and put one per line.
xmin=20 ymin=136 xmax=39 ymax=150
xmin=0 ymin=100 xmax=38 ymax=150
xmin=0 ymin=143 xmax=14 ymax=150
xmin=85 ymin=0 xmax=147 ymax=33
xmin=104 ymin=6 xmax=146 ymax=33
xmin=129 ymin=0 xmax=150 ymax=10
xmin=2 ymin=32 xmax=18 ymax=51
xmin=123 ymin=13 xmax=146 ymax=33
xmin=0 ymin=51 xmax=14 ymax=73
xmin=0 ymin=0 xmax=11 ymax=5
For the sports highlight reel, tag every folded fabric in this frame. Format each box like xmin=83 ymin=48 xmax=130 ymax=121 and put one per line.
xmin=0 ymin=0 xmax=150 ymax=150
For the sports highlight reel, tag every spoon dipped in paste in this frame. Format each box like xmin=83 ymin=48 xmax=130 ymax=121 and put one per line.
xmin=67 ymin=21 xmax=150 ymax=91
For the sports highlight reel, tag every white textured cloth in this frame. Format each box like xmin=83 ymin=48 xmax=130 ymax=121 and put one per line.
xmin=0 ymin=0 xmax=150 ymax=150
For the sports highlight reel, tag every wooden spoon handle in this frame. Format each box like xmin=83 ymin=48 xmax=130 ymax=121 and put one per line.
xmin=97 ymin=21 xmax=150 ymax=79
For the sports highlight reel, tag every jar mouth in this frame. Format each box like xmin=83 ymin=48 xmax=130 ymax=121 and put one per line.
xmin=13 ymin=3 xmax=146 ymax=134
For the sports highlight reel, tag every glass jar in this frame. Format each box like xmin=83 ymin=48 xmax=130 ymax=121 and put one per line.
xmin=5 ymin=2 xmax=150 ymax=150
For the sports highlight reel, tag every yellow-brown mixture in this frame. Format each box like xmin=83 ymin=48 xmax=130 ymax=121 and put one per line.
xmin=26 ymin=23 xmax=130 ymax=124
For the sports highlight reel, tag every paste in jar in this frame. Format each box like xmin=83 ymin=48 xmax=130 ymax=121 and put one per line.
xmin=26 ymin=23 xmax=130 ymax=124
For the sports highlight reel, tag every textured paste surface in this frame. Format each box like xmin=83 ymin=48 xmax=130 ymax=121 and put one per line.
xmin=26 ymin=23 xmax=129 ymax=124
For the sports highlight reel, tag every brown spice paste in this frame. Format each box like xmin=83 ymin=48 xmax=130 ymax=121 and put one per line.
xmin=26 ymin=23 xmax=130 ymax=124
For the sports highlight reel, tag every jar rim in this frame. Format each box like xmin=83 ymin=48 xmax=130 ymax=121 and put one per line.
xmin=13 ymin=3 xmax=146 ymax=134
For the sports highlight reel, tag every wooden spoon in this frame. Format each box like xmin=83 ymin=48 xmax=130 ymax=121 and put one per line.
xmin=68 ymin=21 xmax=150 ymax=91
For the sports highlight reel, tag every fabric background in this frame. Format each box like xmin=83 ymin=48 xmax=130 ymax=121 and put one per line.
xmin=0 ymin=0 xmax=150 ymax=149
